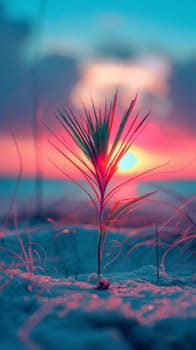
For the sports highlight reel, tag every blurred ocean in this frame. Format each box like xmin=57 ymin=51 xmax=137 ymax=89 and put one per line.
xmin=0 ymin=177 xmax=195 ymax=226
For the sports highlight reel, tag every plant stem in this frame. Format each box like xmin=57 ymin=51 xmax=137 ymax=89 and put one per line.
xmin=155 ymin=224 xmax=160 ymax=284
xmin=97 ymin=191 xmax=104 ymax=276
xmin=97 ymin=231 xmax=102 ymax=276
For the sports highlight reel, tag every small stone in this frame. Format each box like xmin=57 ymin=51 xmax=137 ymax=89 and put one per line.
xmin=96 ymin=277 xmax=110 ymax=290
xmin=88 ymin=272 xmax=99 ymax=284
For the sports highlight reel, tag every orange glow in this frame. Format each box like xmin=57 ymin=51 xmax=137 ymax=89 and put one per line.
xmin=0 ymin=136 xmax=37 ymax=177
xmin=1 ymin=121 xmax=196 ymax=181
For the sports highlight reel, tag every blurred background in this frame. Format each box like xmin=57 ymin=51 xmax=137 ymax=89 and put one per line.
xmin=0 ymin=0 xmax=195 ymax=224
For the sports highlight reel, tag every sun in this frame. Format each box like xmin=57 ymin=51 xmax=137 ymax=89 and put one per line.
xmin=118 ymin=151 xmax=137 ymax=172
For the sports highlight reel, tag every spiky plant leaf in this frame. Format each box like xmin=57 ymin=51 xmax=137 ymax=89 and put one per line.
xmin=51 ymin=92 xmax=160 ymax=275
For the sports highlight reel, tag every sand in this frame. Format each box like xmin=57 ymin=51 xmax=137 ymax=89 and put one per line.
xmin=0 ymin=222 xmax=195 ymax=349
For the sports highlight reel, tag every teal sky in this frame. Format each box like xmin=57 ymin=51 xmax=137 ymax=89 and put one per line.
xmin=0 ymin=0 xmax=196 ymax=179
xmin=5 ymin=0 xmax=196 ymax=59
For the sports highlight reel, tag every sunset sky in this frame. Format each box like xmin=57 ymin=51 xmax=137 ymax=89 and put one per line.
xmin=0 ymin=0 xmax=196 ymax=181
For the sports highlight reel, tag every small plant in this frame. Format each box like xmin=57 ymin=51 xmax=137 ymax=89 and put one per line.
xmin=50 ymin=92 xmax=160 ymax=277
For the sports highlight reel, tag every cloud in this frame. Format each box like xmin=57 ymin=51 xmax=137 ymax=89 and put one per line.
xmin=96 ymin=37 xmax=135 ymax=60
xmin=70 ymin=56 xmax=170 ymax=109
xmin=167 ymin=57 xmax=196 ymax=132
xmin=36 ymin=55 xmax=79 ymax=108
xmin=7 ymin=54 xmax=79 ymax=135
xmin=0 ymin=3 xmax=79 ymax=136
xmin=0 ymin=2 xmax=31 ymax=119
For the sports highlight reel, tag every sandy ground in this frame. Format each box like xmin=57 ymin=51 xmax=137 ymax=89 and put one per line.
xmin=0 ymin=223 xmax=195 ymax=349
